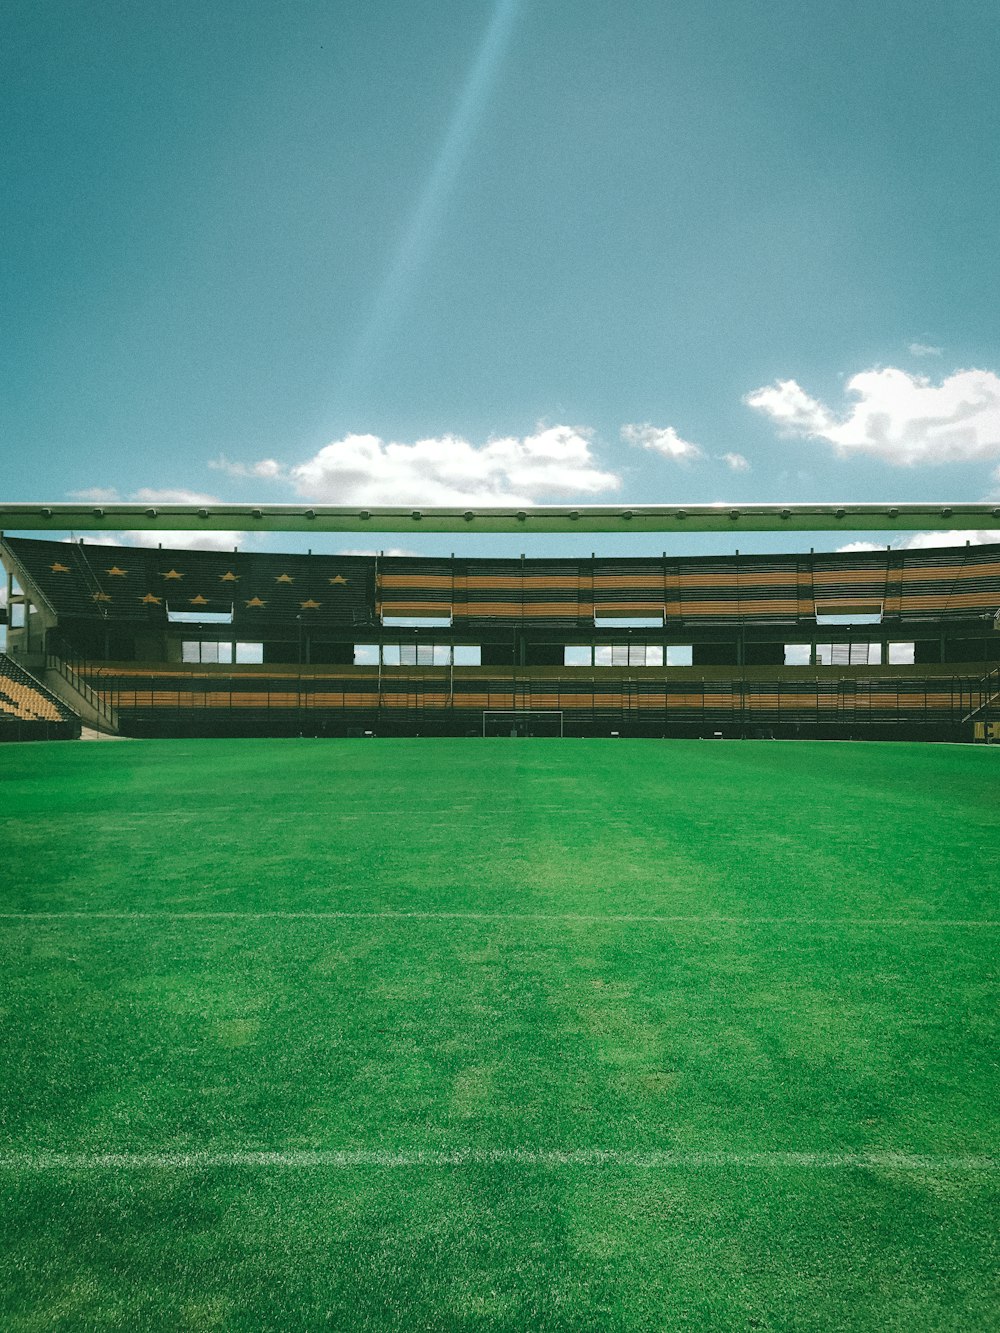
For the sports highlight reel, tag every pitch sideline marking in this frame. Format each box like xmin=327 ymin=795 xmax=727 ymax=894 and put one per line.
xmin=0 ymin=1148 xmax=995 ymax=1172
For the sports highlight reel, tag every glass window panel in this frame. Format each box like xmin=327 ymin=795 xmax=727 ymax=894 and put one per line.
xmin=784 ymin=644 xmax=811 ymax=666
xmin=666 ymin=645 xmax=693 ymax=667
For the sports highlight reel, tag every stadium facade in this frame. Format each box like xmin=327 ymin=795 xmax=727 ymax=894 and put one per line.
xmin=3 ymin=530 xmax=999 ymax=742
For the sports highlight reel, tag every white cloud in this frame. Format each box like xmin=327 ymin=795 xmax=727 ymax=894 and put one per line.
xmin=67 ymin=486 xmax=121 ymax=502
xmin=209 ymin=456 xmax=283 ymax=479
xmin=621 ymin=423 xmax=704 ymax=463
xmin=838 ymin=530 xmax=1000 ymax=553
xmin=719 ymin=451 xmax=750 ymax=472
xmin=131 ymin=487 xmax=219 ymax=506
xmin=227 ymin=425 xmax=619 ymax=506
xmin=124 ymin=529 xmax=248 ymax=551
xmin=62 ymin=486 xmax=247 ymax=550
xmin=908 ymin=342 xmax=942 ymax=358
xmin=898 ymin=528 xmax=1000 ymax=549
xmin=335 ymin=548 xmax=419 ymax=557
xmin=746 ymin=368 xmax=1000 ymax=465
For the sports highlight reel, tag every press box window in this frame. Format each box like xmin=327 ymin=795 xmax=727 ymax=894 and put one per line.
xmin=181 ymin=640 xmax=262 ymax=664
xmin=784 ymin=644 xmax=811 ymax=666
xmin=887 ymin=641 xmax=915 ymax=664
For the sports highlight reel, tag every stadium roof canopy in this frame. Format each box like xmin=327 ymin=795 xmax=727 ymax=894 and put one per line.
xmin=1 ymin=500 xmax=998 ymax=536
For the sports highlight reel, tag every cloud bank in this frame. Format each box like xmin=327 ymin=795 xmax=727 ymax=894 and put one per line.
xmin=620 ymin=422 xmax=704 ymax=463
xmin=746 ymin=368 xmax=1000 ymax=465
xmin=216 ymin=426 xmax=620 ymax=506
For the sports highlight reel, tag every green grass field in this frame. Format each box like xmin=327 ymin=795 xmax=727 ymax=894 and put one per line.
xmin=1 ymin=738 xmax=998 ymax=1331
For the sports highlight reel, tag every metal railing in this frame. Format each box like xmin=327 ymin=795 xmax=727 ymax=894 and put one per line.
xmin=961 ymin=665 xmax=1000 ymax=723
xmin=45 ymin=643 xmax=119 ymax=731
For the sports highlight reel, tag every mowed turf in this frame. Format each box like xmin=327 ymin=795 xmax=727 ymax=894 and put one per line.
xmin=1 ymin=738 xmax=997 ymax=1331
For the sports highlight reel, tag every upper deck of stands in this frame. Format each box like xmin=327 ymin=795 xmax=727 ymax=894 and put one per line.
xmin=5 ymin=536 xmax=1000 ymax=628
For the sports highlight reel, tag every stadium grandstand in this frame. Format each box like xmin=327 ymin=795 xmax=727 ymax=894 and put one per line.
xmin=2 ymin=505 xmax=999 ymax=742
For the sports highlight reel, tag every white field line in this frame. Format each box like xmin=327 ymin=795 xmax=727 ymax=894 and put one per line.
xmin=0 ymin=911 xmax=996 ymax=928
xmin=0 ymin=1148 xmax=994 ymax=1172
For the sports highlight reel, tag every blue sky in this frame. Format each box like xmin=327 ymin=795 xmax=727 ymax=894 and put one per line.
xmin=3 ymin=0 xmax=1000 ymax=559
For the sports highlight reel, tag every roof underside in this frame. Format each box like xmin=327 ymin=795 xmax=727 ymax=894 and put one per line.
xmin=2 ymin=501 xmax=999 ymax=535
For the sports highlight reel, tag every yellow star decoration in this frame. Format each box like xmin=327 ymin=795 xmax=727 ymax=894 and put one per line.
xmin=220 ymin=571 xmax=240 ymax=582
xmin=299 ymin=599 xmax=321 ymax=610
xmin=106 ymin=566 xmax=128 ymax=577
xmin=161 ymin=569 xmax=183 ymax=580
xmin=140 ymin=593 xmax=162 ymax=605
xmin=275 ymin=573 xmax=294 ymax=583
xmin=50 ymin=562 xmax=70 ymax=573
xmin=92 ymin=591 xmax=112 ymax=602
xmin=328 ymin=574 xmax=349 ymax=585
xmin=189 ymin=594 xmax=209 ymax=606
xmin=245 ymin=596 xmax=266 ymax=608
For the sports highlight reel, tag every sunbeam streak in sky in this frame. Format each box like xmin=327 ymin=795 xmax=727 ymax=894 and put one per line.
xmin=337 ymin=0 xmax=523 ymax=402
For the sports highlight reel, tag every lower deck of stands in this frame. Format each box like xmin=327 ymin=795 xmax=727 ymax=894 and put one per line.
xmin=0 ymin=654 xmax=79 ymax=741
xmin=77 ymin=662 xmax=989 ymax=740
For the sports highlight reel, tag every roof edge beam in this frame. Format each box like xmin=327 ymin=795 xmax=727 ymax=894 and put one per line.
xmin=0 ymin=502 xmax=998 ymax=535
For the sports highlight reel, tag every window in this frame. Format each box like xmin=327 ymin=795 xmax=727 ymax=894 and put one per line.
xmin=354 ymin=644 xmax=379 ymax=665
xmin=666 ymin=645 xmax=693 ymax=667
xmin=168 ymin=605 xmax=234 ymax=624
xmin=382 ymin=614 xmax=452 ymax=627
xmin=181 ymin=640 xmax=247 ymax=664
xmin=784 ymin=644 xmax=811 ymax=666
xmin=394 ymin=643 xmax=452 ymax=665
xmin=564 ymin=646 xmax=592 ymax=666
xmin=815 ymin=604 xmax=883 ymax=625
xmin=888 ymin=641 xmax=915 ymax=665
xmin=594 ymin=615 xmax=663 ymax=628
xmin=9 ymin=602 xmax=25 ymax=629
xmin=593 ymin=644 xmax=666 ymax=666
xmin=453 ymin=646 xmax=481 ymax=666
xmin=815 ymin=642 xmax=882 ymax=666
xmin=235 ymin=642 xmax=264 ymax=664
